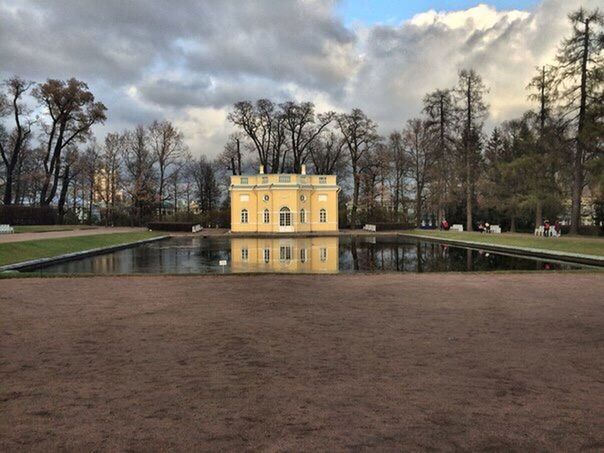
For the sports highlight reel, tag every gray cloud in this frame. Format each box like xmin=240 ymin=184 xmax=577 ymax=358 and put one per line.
xmin=0 ymin=0 xmax=600 ymax=156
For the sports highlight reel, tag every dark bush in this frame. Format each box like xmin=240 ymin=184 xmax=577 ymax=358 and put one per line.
xmin=372 ymin=222 xmax=415 ymax=231
xmin=0 ymin=205 xmax=58 ymax=225
xmin=147 ymin=221 xmax=201 ymax=232
xmin=200 ymin=210 xmax=230 ymax=228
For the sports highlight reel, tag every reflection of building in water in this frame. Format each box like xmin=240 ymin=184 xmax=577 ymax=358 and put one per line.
xmin=231 ymin=237 xmax=338 ymax=273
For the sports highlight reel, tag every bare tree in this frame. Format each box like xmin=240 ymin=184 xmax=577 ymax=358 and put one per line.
xmin=403 ymin=119 xmax=434 ymax=227
xmin=0 ymin=77 xmax=35 ymax=205
xmin=99 ymin=133 xmax=124 ymax=226
xmin=148 ymin=120 xmax=186 ymax=219
xmin=123 ymin=126 xmax=157 ymax=225
xmin=388 ymin=131 xmax=407 ymax=217
xmin=337 ymin=108 xmax=379 ymax=227
xmin=34 ymin=78 xmax=106 ymax=205
xmin=308 ymin=129 xmax=347 ymax=175
xmin=423 ymin=88 xmax=456 ymax=224
xmin=279 ymin=101 xmax=335 ymax=173
xmin=228 ymin=99 xmax=286 ymax=173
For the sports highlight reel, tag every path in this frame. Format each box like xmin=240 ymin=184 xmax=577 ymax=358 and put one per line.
xmin=1 ymin=273 xmax=603 ymax=450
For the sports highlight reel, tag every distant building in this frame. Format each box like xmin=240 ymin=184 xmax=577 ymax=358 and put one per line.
xmin=230 ymin=165 xmax=340 ymax=233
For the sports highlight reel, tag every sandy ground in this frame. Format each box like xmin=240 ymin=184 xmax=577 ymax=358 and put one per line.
xmin=0 ymin=227 xmax=147 ymax=244
xmin=1 ymin=273 xmax=603 ymax=451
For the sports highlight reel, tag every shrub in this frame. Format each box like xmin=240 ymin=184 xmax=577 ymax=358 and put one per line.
xmin=0 ymin=205 xmax=58 ymax=225
xmin=147 ymin=221 xmax=201 ymax=232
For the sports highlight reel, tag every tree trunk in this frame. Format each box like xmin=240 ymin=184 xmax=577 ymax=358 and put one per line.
xmin=3 ymin=173 xmax=13 ymax=205
xmin=351 ymin=171 xmax=360 ymax=228
xmin=510 ymin=215 xmax=516 ymax=233
xmin=535 ymin=200 xmax=543 ymax=229
xmin=465 ymin=162 xmax=473 ymax=232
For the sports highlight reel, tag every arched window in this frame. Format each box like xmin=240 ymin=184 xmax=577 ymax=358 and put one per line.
xmin=263 ymin=209 xmax=270 ymax=223
xmin=299 ymin=209 xmax=306 ymax=224
xmin=319 ymin=208 xmax=327 ymax=223
xmin=279 ymin=207 xmax=292 ymax=227
xmin=241 ymin=209 xmax=248 ymax=224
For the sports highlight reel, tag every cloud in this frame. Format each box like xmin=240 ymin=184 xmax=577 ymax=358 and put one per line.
xmin=0 ymin=0 xmax=601 ymax=156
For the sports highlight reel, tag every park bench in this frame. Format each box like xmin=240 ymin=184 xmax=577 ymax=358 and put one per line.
xmin=534 ymin=226 xmax=560 ymax=238
xmin=450 ymin=224 xmax=463 ymax=232
xmin=489 ymin=225 xmax=501 ymax=234
xmin=192 ymin=224 xmax=203 ymax=233
xmin=363 ymin=224 xmax=377 ymax=232
xmin=0 ymin=224 xmax=15 ymax=234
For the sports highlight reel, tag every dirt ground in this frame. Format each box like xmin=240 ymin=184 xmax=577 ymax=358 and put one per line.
xmin=1 ymin=273 xmax=603 ymax=451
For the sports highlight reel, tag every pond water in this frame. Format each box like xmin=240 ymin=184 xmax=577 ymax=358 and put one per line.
xmin=29 ymin=236 xmax=585 ymax=274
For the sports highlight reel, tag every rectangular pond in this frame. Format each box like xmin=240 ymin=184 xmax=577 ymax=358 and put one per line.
xmin=27 ymin=235 xmax=588 ymax=274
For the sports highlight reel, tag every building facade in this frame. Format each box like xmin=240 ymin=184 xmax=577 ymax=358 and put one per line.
xmin=230 ymin=166 xmax=339 ymax=233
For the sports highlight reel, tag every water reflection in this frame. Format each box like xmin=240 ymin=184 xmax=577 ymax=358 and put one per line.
xmin=231 ymin=237 xmax=338 ymax=273
xmin=31 ymin=235 xmax=583 ymax=274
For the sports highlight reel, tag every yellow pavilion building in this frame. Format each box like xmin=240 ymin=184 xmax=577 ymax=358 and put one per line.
xmin=230 ymin=165 xmax=340 ymax=233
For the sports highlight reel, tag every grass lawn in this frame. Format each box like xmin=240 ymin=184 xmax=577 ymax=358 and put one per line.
xmin=12 ymin=225 xmax=98 ymax=234
xmin=403 ymin=230 xmax=604 ymax=257
xmin=0 ymin=232 xmax=164 ymax=267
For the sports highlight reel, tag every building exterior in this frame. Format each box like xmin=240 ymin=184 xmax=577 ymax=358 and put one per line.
xmin=230 ymin=165 xmax=339 ymax=233
xmin=231 ymin=237 xmax=338 ymax=273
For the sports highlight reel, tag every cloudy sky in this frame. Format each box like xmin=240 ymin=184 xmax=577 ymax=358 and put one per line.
xmin=0 ymin=0 xmax=599 ymax=156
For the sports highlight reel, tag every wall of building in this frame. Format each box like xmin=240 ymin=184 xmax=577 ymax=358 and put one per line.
xmin=230 ymin=173 xmax=339 ymax=233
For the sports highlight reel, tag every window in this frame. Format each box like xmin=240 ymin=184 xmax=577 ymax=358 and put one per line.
xmin=319 ymin=176 xmax=327 ymax=184
xmin=263 ymin=248 xmax=270 ymax=263
xmin=263 ymin=209 xmax=270 ymax=224
xmin=299 ymin=209 xmax=306 ymax=224
xmin=241 ymin=248 xmax=249 ymax=261
xmin=318 ymin=194 xmax=327 ymax=202
xmin=320 ymin=247 xmax=327 ymax=262
xmin=240 ymin=194 xmax=249 ymax=202
xmin=319 ymin=208 xmax=327 ymax=223
xmin=279 ymin=207 xmax=292 ymax=227
xmin=241 ymin=209 xmax=248 ymax=224
xmin=280 ymin=246 xmax=292 ymax=261
xmin=300 ymin=248 xmax=307 ymax=263
xmin=279 ymin=175 xmax=291 ymax=183
xmin=240 ymin=177 xmax=248 ymax=184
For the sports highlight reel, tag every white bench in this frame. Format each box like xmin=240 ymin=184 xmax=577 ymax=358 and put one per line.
xmin=450 ymin=224 xmax=463 ymax=232
xmin=534 ymin=226 xmax=560 ymax=238
xmin=192 ymin=224 xmax=203 ymax=233
xmin=363 ymin=224 xmax=376 ymax=232
xmin=489 ymin=225 xmax=501 ymax=234
xmin=0 ymin=224 xmax=15 ymax=234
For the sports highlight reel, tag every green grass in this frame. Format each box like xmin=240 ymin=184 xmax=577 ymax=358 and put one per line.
xmin=403 ymin=230 xmax=604 ymax=257
xmin=0 ymin=232 xmax=164 ymax=266
xmin=12 ymin=225 xmax=98 ymax=233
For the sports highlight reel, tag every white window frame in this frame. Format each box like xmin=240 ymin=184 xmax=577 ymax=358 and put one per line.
xmin=263 ymin=209 xmax=270 ymax=224
xmin=263 ymin=248 xmax=270 ymax=263
xmin=241 ymin=248 xmax=249 ymax=261
xmin=241 ymin=209 xmax=249 ymax=224
xmin=320 ymin=247 xmax=327 ymax=262
xmin=319 ymin=208 xmax=327 ymax=223
xmin=300 ymin=209 xmax=306 ymax=224
xmin=279 ymin=207 xmax=292 ymax=227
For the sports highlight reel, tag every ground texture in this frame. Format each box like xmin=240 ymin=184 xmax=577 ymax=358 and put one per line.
xmin=1 ymin=273 xmax=603 ymax=451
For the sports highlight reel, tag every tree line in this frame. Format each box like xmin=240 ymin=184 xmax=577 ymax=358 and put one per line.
xmin=1 ymin=8 xmax=602 ymax=232
xmin=221 ymin=8 xmax=603 ymax=233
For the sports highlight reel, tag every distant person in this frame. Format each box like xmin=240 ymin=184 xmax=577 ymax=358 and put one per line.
xmin=544 ymin=219 xmax=551 ymax=237
xmin=485 ymin=222 xmax=491 ymax=234
xmin=441 ymin=219 xmax=450 ymax=231
xmin=554 ymin=220 xmax=561 ymax=237
xmin=478 ymin=222 xmax=485 ymax=233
